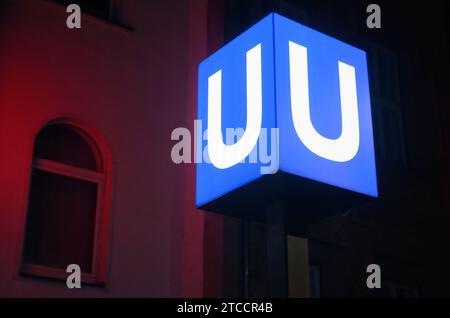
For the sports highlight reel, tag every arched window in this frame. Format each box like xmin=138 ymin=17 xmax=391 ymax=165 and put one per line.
xmin=21 ymin=122 xmax=111 ymax=285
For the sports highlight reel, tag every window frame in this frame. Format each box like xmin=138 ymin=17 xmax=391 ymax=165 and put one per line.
xmin=362 ymin=40 xmax=408 ymax=172
xmin=43 ymin=0 xmax=134 ymax=32
xmin=18 ymin=118 xmax=113 ymax=287
xmin=365 ymin=42 xmax=407 ymax=167
xmin=49 ymin=0 xmax=114 ymax=22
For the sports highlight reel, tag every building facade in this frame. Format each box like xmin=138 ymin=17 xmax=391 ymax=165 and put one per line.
xmin=0 ymin=0 xmax=449 ymax=297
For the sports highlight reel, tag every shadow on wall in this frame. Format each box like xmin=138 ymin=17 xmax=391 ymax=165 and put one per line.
xmin=0 ymin=1 xmax=12 ymax=57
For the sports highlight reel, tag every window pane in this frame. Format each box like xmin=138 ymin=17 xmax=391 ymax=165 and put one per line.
xmin=377 ymin=50 xmax=399 ymax=103
xmin=52 ymin=0 xmax=111 ymax=20
xmin=23 ymin=170 xmax=98 ymax=273
xmin=34 ymin=125 xmax=98 ymax=171
xmin=380 ymin=108 xmax=404 ymax=163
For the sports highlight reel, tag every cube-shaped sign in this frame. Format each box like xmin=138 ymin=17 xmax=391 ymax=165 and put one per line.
xmin=196 ymin=13 xmax=377 ymax=218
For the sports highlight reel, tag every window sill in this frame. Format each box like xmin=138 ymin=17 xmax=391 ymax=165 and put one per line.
xmin=20 ymin=263 xmax=105 ymax=287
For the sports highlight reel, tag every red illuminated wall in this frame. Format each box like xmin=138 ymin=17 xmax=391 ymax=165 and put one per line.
xmin=0 ymin=0 xmax=215 ymax=297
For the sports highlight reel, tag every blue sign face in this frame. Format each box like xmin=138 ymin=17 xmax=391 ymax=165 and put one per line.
xmin=196 ymin=13 xmax=377 ymax=208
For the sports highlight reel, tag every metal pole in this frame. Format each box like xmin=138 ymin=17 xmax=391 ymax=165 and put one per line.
xmin=266 ymin=202 xmax=288 ymax=298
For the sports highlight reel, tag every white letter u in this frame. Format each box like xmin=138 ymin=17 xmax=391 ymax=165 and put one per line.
xmin=289 ymin=41 xmax=360 ymax=162
xmin=208 ymin=44 xmax=263 ymax=169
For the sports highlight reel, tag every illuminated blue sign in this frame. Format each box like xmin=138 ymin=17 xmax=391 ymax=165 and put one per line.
xmin=196 ymin=13 xmax=377 ymax=208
